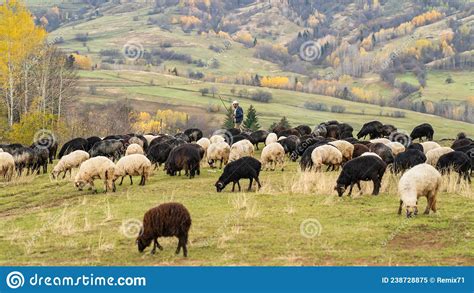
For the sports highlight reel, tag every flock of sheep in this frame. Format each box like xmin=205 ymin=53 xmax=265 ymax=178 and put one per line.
xmin=0 ymin=120 xmax=473 ymax=256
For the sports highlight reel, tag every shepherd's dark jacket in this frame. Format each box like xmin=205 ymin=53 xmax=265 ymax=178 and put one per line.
xmin=234 ymin=106 xmax=244 ymax=123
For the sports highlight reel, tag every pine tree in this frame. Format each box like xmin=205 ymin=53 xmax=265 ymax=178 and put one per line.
xmin=279 ymin=116 xmax=291 ymax=129
xmin=243 ymin=105 xmax=260 ymax=131
xmin=223 ymin=106 xmax=234 ymax=129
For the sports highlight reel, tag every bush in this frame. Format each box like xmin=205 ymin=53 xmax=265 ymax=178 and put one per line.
xmin=199 ymin=88 xmax=209 ymax=96
xmin=238 ymin=89 xmax=249 ymax=98
xmin=445 ymin=77 xmax=454 ymax=84
xmin=251 ymin=90 xmax=273 ymax=103
xmin=330 ymin=105 xmax=346 ymax=113
xmin=207 ymin=104 xmax=221 ymax=113
xmin=304 ymin=102 xmax=329 ymax=112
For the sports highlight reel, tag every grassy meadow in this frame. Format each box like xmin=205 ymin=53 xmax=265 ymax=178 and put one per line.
xmin=0 ymin=151 xmax=473 ymax=266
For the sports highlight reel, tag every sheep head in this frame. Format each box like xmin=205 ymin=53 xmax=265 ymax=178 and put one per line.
xmin=335 ymin=184 xmax=346 ymax=197
xmin=405 ymin=205 xmax=418 ymax=218
xmin=215 ymin=181 xmax=225 ymax=192
xmin=136 ymin=228 xmax=151 ymax=252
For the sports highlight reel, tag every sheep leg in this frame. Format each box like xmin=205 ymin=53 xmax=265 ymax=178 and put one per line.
xmin=255 ymin=177 xmax=262 ymax=190
xmin=431 ymin=196 xmax=437 ymax=213
xmin=356 ymin=181 xmax=361 ymax=191
xmin=248 ymin=178 xmax=253 ymax=191
xmin=237 ymin=181 xmax=241 ymax=191
xmin=424 ymin=197 xmax=432 ymax=215
xmin=182 ymin=235 xmax=188 ymax=257
xmin=61 ymin=171 xmax=66 ymax=179
xmin=398 ymin=200 xmax=403 ymax=215
xmin=325 ymin=165 xmax=331 ymax=172
xmin=232 ymin=182 xmax=236 ymax=192
xmin=129 ymin=175 xmax=133 ymax=185
xmin=175 ymin=238 xmax=182 ymax=255
xmin=119 ymin=176 xmax=124 ymax=185
xmin=69 ymin=168 xmax=73 ymax=177
xmin=372 ymin=178 xmax=381 ymax=195
xmin=348 ymin=183 xmax=354 ymax=196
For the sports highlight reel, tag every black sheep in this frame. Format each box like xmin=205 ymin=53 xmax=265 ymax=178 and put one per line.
xmin=165 ymin=144 xmax=201 ymax=178
xmin=89 ymin=139 xmax=125 ymax=161
xmin=410 ymin=123 xmax=434 ymax=141
xmin=335 ymin=155 xmax=387 ymax=197
xmin=392 ymin=149 xmax=426 ymax=173
xmin=299 ymin=141 xmax=328 ymax=171
xmin=451 ymin=138 xmax=472 ymax=150
xmin=184 ymin=128 xmax=203 ymax=142
xmin=339 ymin=123 xmax=354 ymax=138
xmin=436 ymin=151 xmax=471 ymax=183
xmin=369 ymin=143 xmax=394 ymax=165
xmin=175 ymin=133 xmax=191 ymax=143
xmin=249 ymin=130 xmax=269 ymax=150
xmin=215 ymin=156 xmax=262 ymax=192
xmin=295 ymin=125 xmax=312 ymax=136
xmin=278 ymin=128 xmax=301 ymax=138
xmin=408 ymin=143 xmax=424 ymax=153
xmin=149 ymin=135 xmax=174 ymax=148
xmin=278 ymin=135 xmax=300 ymax=157
xmin=352 ymin=144 xmax=370 ymax=158
xmin=231 ymin=133 xmax=252 ymax=145
xmin=137 ymin=203 xmax=192 ymax=257
xmin=147 ymin=143 xmax=172 ymax=169
xmin=11 ymin=147 xmax=36 ymax=175
xmin=31 ymin=146 xmax=49 ymax=174
xmin=58 ymin=137 xmax=88 ymax=159
xmin=31 ymin=136 xmax=58 ymax=164
xmin=226 ymin=128 xmax=241 ymax=136
xmin=86 ymin=136 xmax=102 ymax=152
xmin=357 ymin=121 xmax=383 ymax=139
xmin=452 ymin=144 xmax=474 ymax=175
xmin=381 ymin=124 xmax=397 ymax=136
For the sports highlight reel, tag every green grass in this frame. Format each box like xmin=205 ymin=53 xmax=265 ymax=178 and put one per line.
xmin=1 ymin=158 xmax=473 ymax=266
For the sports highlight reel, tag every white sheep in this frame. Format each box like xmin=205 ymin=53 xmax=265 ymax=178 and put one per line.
xmin=0 ymin=152 xmax=15 ymax=181
xmin=210 ymin=135 xmax=225 ymax=144
xmin=421 ymin=141 xmax=441 ymax=154
xmin=328 ymin=140 xmax=354 ymax=162
xmin=370 ymin=138 xmax=391 ymax=145
xmin=128 ymin=136 xmax=144 ymax=149
xmin=426 ymin=147 xmax=454 ymax=166
xmin=52 ymin=150 xmax=90 ymax=179
xmin=196 ymin=138 xmax=211 ymax=162
xmin=143 ymin=134 xmax=158 ymax=144
xmin=114 ymin=154 xmax=152 ymax=186
xmin=229 ymin=139 xmax=254 ymax=162
xmin=265 ymin=133 xmax=278 ymax=146
xmin=398 ymin=163 xmax=441 ymax=217
xmin=125 ymin=143 xmax=144 ymax=156
xmin=207 ymin=141 xmax=230 ymax=169
xmin=311 ymin=145 xmax=343 ymax=172
xmin=386 ymin=141 xmax=406 ymax=156
xmin=74 ymin=156 xmax=116 ymax=193
xmin=260 ymin=142 xmax=285 ymax=171
xmin=360 ymin=152 xmax=382 ymax=160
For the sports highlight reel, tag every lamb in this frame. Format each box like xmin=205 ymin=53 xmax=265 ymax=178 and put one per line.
xmin=229 ymin=139 xmax=254 ymax=162
xmin=210 ymin=135 xmax=225 ymax=144
xmin=386 ymin=141 xmax=406 ymax=156
xmin=436 ymin=151 xmax=471 ymax=183
xmin=426 ymin=147 xmax=454 ymax=166
xmin=311 ymin=145 xmax=343 ymax=172
xmin=206 ymin=141 xmax=230 ymax=169
xmin=51 ymin=150 xmax=90 ymax=179
xmin=137 ymin=202 xmax=192 ymax=257
xmin=265 ymin=133 xmax=278 ymax=146
xmin=114 ymin=154 xmax=152 ymax=186
xmin=74 ymin=156 xmax=116 ymax=192
xmin=392 ymin=149 xmax=426 ymax=173
xmin=0 ymin=152 xmax=15 ymax=181
xmin=335 ymin=155 xmax=387 ymax=197
xmin=420 ymin=141 xmax=441 ymax=154
xmin=328 ymin=140 xmax=354 ymax=162
xmin=260 ymin=142 xmax=285 ymax=171
xmin=215 ymin=156 xmax=262 ymax=192
xmin=370 ymin=138 xmax=391 ymax=145
xmin=125 ymin=143 xmax=144 ymax=156
xmin=398 ymin=164 xmax=441 ymax=217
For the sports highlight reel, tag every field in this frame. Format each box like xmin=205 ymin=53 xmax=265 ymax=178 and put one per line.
xmin=0 ymin=152 xmax=473 ymax=266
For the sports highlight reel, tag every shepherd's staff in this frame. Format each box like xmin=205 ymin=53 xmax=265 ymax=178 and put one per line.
xmin=218 ymin=94 xmax=230 ymax=112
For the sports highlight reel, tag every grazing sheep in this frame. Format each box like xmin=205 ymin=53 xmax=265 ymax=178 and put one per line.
xmin=295 ymin=125 xmax=312 ymax=136
xmin=408 ymin=143 xmax=424 ymax=153
xmin=89 ymin=139 xmax=125 ymax=161
xmin=86 ymin=136 xmax=102 ymax=152
xmin=421 ymin=141 xmax=441 ymax=154
xmin=386 ymin=142 xmax=406 ymax=156
xmin=278 ymin=128 xmax=301 ymax=138
xmin=52 ymin=150 xmax=90 ymax=179
xmin=184 ymin=128 xmax=203 ymax=142
xmin=311 ymin=145 xmax=343 ymax=172
xmin=451 ymin=138 xmax=472 ymax=150
xmin=126 ymin=143 xmax=144 ymax=156
xmin=196 ymin=138 xmax=210 ymax=153
xmin=137 ymin=203 xmax=192 ymax=257
xmin=265 ymin=133 xmax=278 ymax=146
xmin=352 ymin=143 xmax=370 ymax=158
xmin=31 ymin=137 xmax=58 ymax=163
xmin=357 ymin=121 xmax=383 ymax=139
xmin=249 ymin=130 xmax=269 ymax=150
xmin=278 ymin=135 xmax=300 ymax=157
xmin=146 ymin=143 xmax=172 ymax=169
xmin=175 ymin=133 xmax=191 ymax=143
xmin=410 ymin=123 xmax=434 ymax=141
xmin=74 ymin=156 xmax=116 ymax=192
xmin=215 ymin=156 xmax=262 ymax=192
xmin=31 ymin=146 xmax=49 ymax=174
xmin=328 ymin=140 xmax=354 ymax=162
xmin=207 ymin=141 xmax=230 ymax=169
xmin=299 ymin=141 xmax=328 ymax=171
xmin=261 ymin=142 xmax=285 ymax=171
xmin=369 ymin=143 xmax=394 ymax=165
xmin=143 ymin=134 xmax=158 ymax=145
xmin=335 ymin=155 xmax=387 ymax=197
xmin=398 ymin=164 xmax=441 ymax=217
xmin=370 ymin=138 xmax=391 ymax=145
xmin=58 ymin=137 xmax=88 ymax=159
xmin=149 ymin=135 xmax=174 ymax=148
xmin=229 ymin=139 xmax=254 ymax=162
xmin=114 ymin=154 xmax=152 ymax=186
xmin=231 ymin=133 xmax=253 ymax=145
xmin=210 ymin=135 xmax=226 ymax=144
xmin=392 ymin=149 xmax=427 ymax=173
xmin=0 ymin=152 xmax=15 ymax=181
xmin=11 ymin=147 xmax=35 ymax=175
xmin=381 ymin=124 xmax=397 ymax=136
xmin=436 ymin=151 xmax=471 ymax=183
xmin=165 ymin=144 xmax=201 ymax=178
xmin=426 ymin=147 xmax=454 ymax=166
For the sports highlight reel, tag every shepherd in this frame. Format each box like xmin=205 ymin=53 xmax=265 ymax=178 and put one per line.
xmin=232 ymin=101 xmax=244 ymax=130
